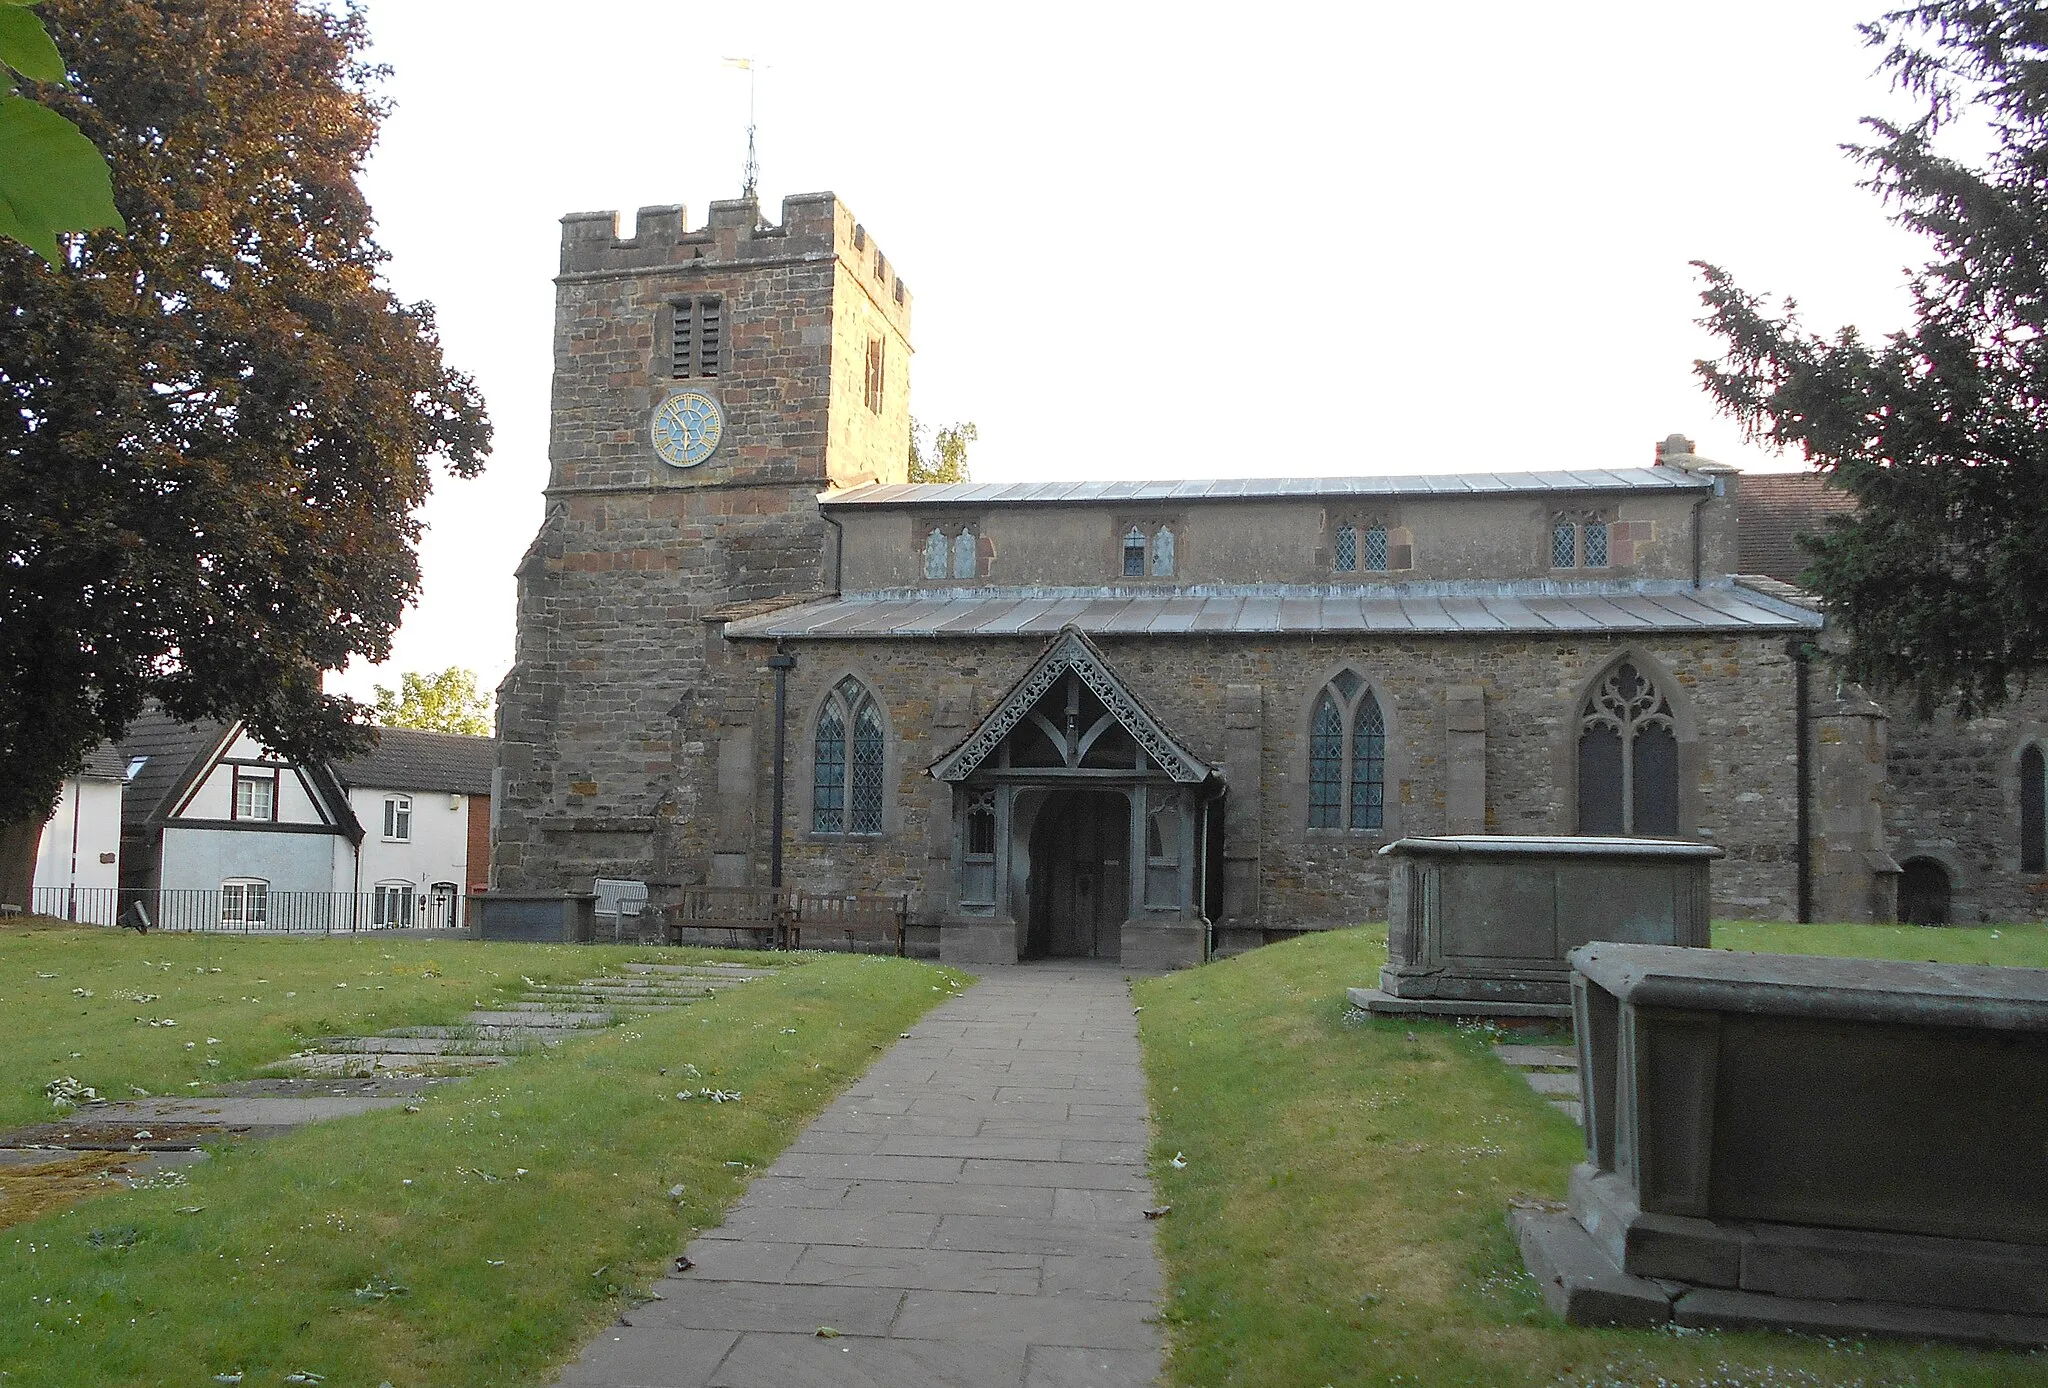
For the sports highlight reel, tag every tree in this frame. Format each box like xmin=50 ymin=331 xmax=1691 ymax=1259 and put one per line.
xmin=908 ymin=418 xmax=977 ymax=484
xmin=0 ymin=0 xmax=123 ymax=263
xmin=0 ymin=0 xmax=491 ymax=907
xmin=373 ymin=668 xmax=492 ymax=737
xmin=1696 ymin=1 xmax=2048 ymax=719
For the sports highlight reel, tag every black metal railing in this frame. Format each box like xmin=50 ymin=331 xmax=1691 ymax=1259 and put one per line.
xmin=27 ymin=886 xmax=473 ymax=935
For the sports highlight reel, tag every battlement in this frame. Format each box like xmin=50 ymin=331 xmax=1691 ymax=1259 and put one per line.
xmin=559 ymin=192 xmax=911 ymax=332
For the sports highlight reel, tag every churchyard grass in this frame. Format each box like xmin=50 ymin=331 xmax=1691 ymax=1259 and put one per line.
xmin=0 ymin=922 xmax=968 ymax=1386
xmin=1135 ymin=923 xmax=2048 ymax=1387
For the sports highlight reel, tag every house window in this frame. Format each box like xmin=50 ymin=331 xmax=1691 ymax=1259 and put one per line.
xmin=1123 ymin=527 xmax=1147 ymax=577
xmin=2023 ymin=744 xmax=2045 ymax=873
xmin=221 ymin=878 xmax=268 ymax=929
xmin=864 ymin=336 xmax=885 ymax=414
xmin=382 ymin=795 xmax=412 ymax=842
xmin=1578 ymin=659 xmax=1679 ymax=835
xmin=670 ymin=295 xmax=722 ymax=378
xmin=233 ymin=769 xmax=276 ymax=822
xmin=962 ymin=792 xmax=997 ymax=906
xmin=373 ymin=881 xmax=415 ymax=928
xmin=1552 ymin=518 xmax=1578 ymax=569
xmin=813 ymin=676 xmax=886 ymax=835
xmin=1334 ymin=524 xmax=1357 ymax=572
xmin=1307 ymin=672 xmax=1386 ymax=830
xmin=1151 ymin=526 xmax=1175 ymax=577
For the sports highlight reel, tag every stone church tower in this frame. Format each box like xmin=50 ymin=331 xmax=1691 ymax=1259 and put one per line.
xmin=493 ymin=194 xmax=912 ymax=892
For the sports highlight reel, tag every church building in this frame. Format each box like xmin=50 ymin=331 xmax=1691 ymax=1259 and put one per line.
xmin=492 ymin=193 xmax=1946 ymax=966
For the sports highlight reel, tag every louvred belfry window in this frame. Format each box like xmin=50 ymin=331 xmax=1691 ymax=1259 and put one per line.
xmin=671 ymin=296 xmax=722 ymax=378
xmin=1577 ymin=659 xmax=1678 ymax=836
xmin=814 ymin=676 xmax=886 ymax=835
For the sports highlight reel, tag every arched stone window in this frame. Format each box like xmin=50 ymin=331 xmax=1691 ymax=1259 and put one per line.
xmin=1123 ymin=527 xmax=1147 ymax=577
xmin=1151 ymin=526 xmax=1175 ymax=577
xmin=1578 ymin=659 xmax=1678 ymax=836
xmin=813 ymin=676 xmax=886 ymax=835
xmin=953 ymin=529 xmax=977 ymax=580
xmin=923 ymin=529 xmax=948 ymax=580
xmin=1307 ymin=671 xmax=1386 ymax=830
xmin=2022 ymin=744 xmax=2045 ymax=873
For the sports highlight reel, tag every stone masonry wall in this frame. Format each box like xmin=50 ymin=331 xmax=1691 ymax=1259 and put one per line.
xmin=1886 ymin=686 xmax=2048 ymax=922
xmin=717 ymin=630 xmax=1805 ymax=930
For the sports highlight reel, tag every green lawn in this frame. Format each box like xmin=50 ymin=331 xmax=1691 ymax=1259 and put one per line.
xmin=1134 ymin=922 xmax=2048 ymax=1388
xmin=0 ymin=923 xmax=968 ymax=1386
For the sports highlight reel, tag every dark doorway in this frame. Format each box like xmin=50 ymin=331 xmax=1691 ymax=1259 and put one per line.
xmin=1899 ymin=857 xmax=1953 ymax=925
xmin=1026 ymin=788 xmax=1130 ymax=958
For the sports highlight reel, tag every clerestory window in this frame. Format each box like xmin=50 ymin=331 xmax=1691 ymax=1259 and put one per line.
xmin=813 ymin=676 xmax=887 ymax=835
xmin=1307 ymin=671 xmax=1386 ymax=830
xmin=1577 ymin=659 xmax=1679 ymax=835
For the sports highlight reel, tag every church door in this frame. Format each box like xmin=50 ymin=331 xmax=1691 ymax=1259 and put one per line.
xmin=1027 ymin=788 xmax=1130 ymax=959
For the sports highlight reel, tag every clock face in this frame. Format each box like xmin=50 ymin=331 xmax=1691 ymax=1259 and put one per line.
xmin=651 ymin=390 xmax=724 ymax=468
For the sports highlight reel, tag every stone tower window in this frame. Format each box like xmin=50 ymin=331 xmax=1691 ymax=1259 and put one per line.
xmin=1307 ymin=671 xmax=1385 ymax=830
xmin=1578 ymin=659 xmax=1678 ymax=835
xmin=813 ymin=676 xmax=886 ymax=835
xmin=864 ymin=336 xmax=885 ymax=414
xmin=1123 ymin=527 xmax=1146 ymax=577
xmin=2023 ymin=744 xmax=2045 ymax=872
xmin=670 ymin=295 xmax=722 ymax=379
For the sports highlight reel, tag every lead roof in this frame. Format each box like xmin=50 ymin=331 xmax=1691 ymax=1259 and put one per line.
xmin=823 ymin=468 xmax=1712 ymax=508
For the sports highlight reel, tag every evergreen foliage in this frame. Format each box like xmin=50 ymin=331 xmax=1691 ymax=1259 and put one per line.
xmin=1698 ymin=1 xmax=2048 ymax=717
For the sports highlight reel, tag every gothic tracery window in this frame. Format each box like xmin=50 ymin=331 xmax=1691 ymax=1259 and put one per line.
xmin=1308 ymin=671 xmax=1385 ymax=830
xmin=1577 ymin=659 xmax=1678 ymax=836
xmin=814 ymin=676 xmax=886 ymax=834
xmin=923 ymin=528 xmax=948 ymax=580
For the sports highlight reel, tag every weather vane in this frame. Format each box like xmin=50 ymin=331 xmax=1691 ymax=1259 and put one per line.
xmin=723 ymin=57 xmax=761 ymax=200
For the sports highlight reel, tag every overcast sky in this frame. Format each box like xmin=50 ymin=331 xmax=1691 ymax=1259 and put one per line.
xmin=334 ymin=0 xmax=1930 ymax=706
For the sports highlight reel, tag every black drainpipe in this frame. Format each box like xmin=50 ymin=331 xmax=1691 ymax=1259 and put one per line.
xmin=1790 ymin=637 xmax=1812 ymax=923
xmin=767 ymin=649 xmax=797 ymax=939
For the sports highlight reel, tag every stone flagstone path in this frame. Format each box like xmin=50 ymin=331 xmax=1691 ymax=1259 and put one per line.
xmin=552 ymin=963 xmax=1166 ymax=1388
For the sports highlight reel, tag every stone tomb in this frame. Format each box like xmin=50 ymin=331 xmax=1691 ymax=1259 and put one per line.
xmin=1349 ymin=836 xmax=1719 ymax=1019
xmin=474 ymin=892 xmax=597 ymax=944
xmin=1515 ymin=942 xmax=2048 ymax=1347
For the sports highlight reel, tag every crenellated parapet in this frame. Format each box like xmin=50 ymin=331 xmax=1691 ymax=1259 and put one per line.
xmin=559 ymin=191 xmax=911 ymax=335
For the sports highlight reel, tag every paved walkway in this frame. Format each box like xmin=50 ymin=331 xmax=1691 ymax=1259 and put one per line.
xmin=553 ymin=962 xmax=1166 ymax=1388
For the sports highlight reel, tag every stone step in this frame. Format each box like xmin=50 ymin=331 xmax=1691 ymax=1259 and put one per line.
xmin=528 ymin=984 xmax=713 ymax=999
xmin=1493 ymin=1043 xmax=1577 ymax=1069
xmin=277 ymin=1052 xmax=506 ymax=1077
xmin=307 ymin=1036 xmax=556 ymax=1056
xmin=386 ymin=1024 xmax=580 ymax=1041
xmin=466 ymin=1009 xmax=613 ymax=1027
xmin=625 ymin=963 xmax=777 ymax=978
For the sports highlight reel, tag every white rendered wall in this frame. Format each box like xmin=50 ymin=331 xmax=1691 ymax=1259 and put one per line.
xmin=351 ymin=786 xmax=471 ymax=901
xmin=157 ymin=825 xmax=336 ymax=895
xmin=32 ymin=777 xmax=123 ymax=922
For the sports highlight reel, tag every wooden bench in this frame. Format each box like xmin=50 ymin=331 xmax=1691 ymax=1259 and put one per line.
xmin=791 ymin=891 xmax=908 ymax=956
xmin=663 ymin=887 xmax=789 ymax=949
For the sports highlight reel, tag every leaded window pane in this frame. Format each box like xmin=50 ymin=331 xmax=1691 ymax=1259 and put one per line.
xmin=1123 ymin=527 xmax=1146 ymax=577
xmin=1333 ymin=524 xmax=1357 ymax=572
xmin=923 ymin=529 xmax=948 ymax=580
xmin=851 ymin=700 xmax=886 ymax=834
xmin=1363 ymin=526 xmax=1389 ymax=572
xmin=1632 ymin=722 xmax=1678 ymax=835
xmin=812 ymin=706 xmax=846 ymax=833
xmin=953 ymin=529 xmax=977 ymax=580
xmin=1308 ymin=694 xmax=1343 ymax=828
xmin=1552 ymin=520 xmax=1577 ymax=568
xmin=1352 ymin=692 xmax=1385 ymax=829
xmin=1585 ymin=521 xmax=1610 ymax=568
xmin=1577 ymin=723 xmax=1624 ymax=834
xmin=1151 ymin=527 xmax=1175 ymax=576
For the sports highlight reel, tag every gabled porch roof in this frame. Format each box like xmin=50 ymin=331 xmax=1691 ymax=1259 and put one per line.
xmin=928 ymin=626 xmax=1215 ymax=786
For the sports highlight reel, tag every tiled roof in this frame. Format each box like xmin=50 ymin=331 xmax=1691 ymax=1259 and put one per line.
xmin=337 ymin=727 xmax=494 ymax=796
xmin=825 ymin=468 xmax=1713 ymax=509
xmin=114 ymin=711 xmax=233 ymax=828
xmin=77 ymin=743 xmax=127 ymax=780
xmin=1738 ymin=473 xmax=1857 ymax=585
xmin=723 ymin=578 xmax=1822 ymax=640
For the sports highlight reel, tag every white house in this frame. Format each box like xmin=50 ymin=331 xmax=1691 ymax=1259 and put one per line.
xmin=117 ymin=710 xmax=492 ymax=931
xmin=31 ymin=744 xmax=126 ymax=923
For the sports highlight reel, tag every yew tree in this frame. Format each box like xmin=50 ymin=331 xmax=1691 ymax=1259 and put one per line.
xmin=0 ymin=0 xmax=490 ymax=904
xmin=1698 ymin=1 xmax=2048 ymax=718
